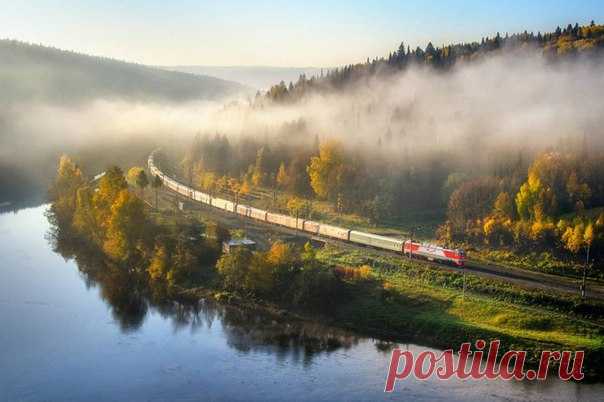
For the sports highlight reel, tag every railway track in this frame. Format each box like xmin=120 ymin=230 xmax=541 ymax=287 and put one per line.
xmin=148 ymin=149 xmax=604 ymax=302
xmin=158 ymin=185 xmax=604 ymax=301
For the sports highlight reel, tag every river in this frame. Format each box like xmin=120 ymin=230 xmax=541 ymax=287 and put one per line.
xmin=0 ymin=205 xmax=602 ymax=401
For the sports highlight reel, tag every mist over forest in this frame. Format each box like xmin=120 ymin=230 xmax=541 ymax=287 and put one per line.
xmin=0 ymin=40 xmax=250 ymax=202
xmin=1 ymin=23 xmax=603 ymax=211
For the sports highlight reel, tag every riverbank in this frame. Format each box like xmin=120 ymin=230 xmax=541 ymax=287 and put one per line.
xmin=174 ymin=266 xmax=604 ymax=380
xmin=11 ymin=205 xmax=604 ymax=401
xmin=138 ymin=184 xmax=604 ymax=379
xmin=169 ymin=247 xmax=604 ymax=380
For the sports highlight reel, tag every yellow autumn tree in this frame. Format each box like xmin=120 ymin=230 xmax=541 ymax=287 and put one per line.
xmin=50 ymin=155 xmax=85 ymax=225
xmin=276 ymin=162 xmax=289 ymax=189
xmin=562 ymin=222 xmax=585 ymax=254
xmin=93 ymin=166 xmax=128 ymax=235
xmin=307 ymin=140 xmax=344 ymax=200
xmin=103 ymin=189 xmax=146 ymax=261
xmin=239 ymin=179 xmax=251 ymax=196
xmin=515 ymin=172 xmax=543 ymax=221
xmin=251 ymin=147 xmax=266 ymax=187
xmin=126 ymin=167 xmax=144 ymax=187
xmin=201 ymin=172 xmax=216 ymax=192
xmin=72 ymin=186 xmax=102 ymax=244
xmin=148 ymin=244 xmax=169 ymax=281
xmin=265 ymin=241 xmax=297 ymax=267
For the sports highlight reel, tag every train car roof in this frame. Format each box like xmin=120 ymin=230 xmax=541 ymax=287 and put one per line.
xmin=350 ymin=230 xmax=403 ymax=243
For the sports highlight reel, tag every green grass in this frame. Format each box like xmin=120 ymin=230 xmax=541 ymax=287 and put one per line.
xmin=317 ymin=245 xmax=604 ymax=353
xmin=471 ymin=248 xmax=580 ymax=274
xmin=468 ymin=246 xmax=604 ymax=281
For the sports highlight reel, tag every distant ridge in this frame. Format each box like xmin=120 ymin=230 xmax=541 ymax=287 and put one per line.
xmin=0 ymin=39 xmax=250 ymax=104
xmin=162 ymin=65 xmax=326 ymax=90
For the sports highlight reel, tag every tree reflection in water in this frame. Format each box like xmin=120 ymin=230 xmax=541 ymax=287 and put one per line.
xmin=46 ymin=219 xmax=374 ymax=366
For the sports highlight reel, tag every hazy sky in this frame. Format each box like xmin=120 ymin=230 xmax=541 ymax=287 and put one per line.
xmin=2 ymin=1 xmax=603 ymax=67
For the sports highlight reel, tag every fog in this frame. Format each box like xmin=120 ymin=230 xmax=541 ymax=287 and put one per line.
xmin=246 ymin=52 xmax=603 ymax=158
xmin=203 ymin=51 xmax=604 ymax=169
xmin=2 ymin=49 xmax=603 ymax=202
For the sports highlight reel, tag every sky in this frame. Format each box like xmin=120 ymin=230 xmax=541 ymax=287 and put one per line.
xmin=2 ymin=0 xmax=603 ymax=67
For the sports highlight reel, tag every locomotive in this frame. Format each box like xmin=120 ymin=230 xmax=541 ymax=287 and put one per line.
xmin=148 ymin=151 xmax=465 ymax=267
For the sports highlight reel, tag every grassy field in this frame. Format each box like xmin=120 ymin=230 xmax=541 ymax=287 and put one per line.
xmin=317 ymin=246 xmax=604 ymax=354
xmin=469 ymin=247 xmax=585 ymax=277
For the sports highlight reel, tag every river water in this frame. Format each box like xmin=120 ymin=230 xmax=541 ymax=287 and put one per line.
xmin=0 ymin=205 xmax=602 ymax=401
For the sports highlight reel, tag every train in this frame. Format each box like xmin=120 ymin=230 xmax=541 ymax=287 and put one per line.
xmin=148 ymin=151 xmax=465 ymax=267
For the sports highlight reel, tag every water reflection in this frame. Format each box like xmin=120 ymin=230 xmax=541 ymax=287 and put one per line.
xmin=3 ymin=205 xmax=603 ymax=401
xmin=0 ymin=192 xmax=46 ymax=214
xmin=47 ymin=217 xmax=364 ymax=365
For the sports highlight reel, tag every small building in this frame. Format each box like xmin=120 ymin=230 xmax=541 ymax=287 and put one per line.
xmin=222 ymin=238 xmax=256 ymax=253
xmin=178 ymin=200 xmax=194 ymax=211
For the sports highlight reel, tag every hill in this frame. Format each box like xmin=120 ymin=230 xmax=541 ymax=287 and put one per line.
xmin=0 ymin=40 xmax=249 ymax=104
xmin=162 ymin=65 xmax=325 ymax=91
xmin=265 ymin=21 xmax=604 ymax=102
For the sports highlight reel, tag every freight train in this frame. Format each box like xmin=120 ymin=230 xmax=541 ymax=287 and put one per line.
xmin=148 ymin=152 xmax=465 ymax=266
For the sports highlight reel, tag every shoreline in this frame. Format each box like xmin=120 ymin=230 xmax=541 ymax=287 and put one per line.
xmin=175 ymin=282 xmax=604 ymax=381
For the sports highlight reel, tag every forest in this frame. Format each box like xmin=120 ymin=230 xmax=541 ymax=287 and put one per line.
xmin=159 ymin=21 xmax=604 ymax=275
xmin=0 ymin=39 xmax=246 ymax=105
xmin=264 ymin=21 xmax=604 ymax=102
xmin=48 ymin=155 xmax=352 ymax=311
xmin=174 ymin=125 xmax=604 ymax=275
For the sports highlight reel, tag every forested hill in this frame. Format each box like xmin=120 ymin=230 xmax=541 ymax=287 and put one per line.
xmin=265 ymin=21 xmax=604 ymax=102
xmin=0 ymin=40 xmax=248 ymax=104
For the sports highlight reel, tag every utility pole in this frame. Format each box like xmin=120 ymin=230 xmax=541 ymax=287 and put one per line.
xmin=462 ymin=265 xmax=466 ymax=301
xmin=581 ymin=243 xmax=590 ymax=299
xmin=295 ymin=209 xmax=299 ymax=238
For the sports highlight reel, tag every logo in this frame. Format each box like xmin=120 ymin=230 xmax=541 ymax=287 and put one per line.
xmin=385 ymin=340 xmax=584 ymax=392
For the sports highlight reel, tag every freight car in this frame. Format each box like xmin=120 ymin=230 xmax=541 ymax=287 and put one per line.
xmin=236 ymin=204 xmax=249 ymax=216
xmin=267 ymin=212 xmax=299 ymax=229
xmin=302 ymin=220 xmax=320 ymax=235
xmin=212 ymin=197 xmax=235 ymax=212
xmin=318 ymin=224 xmax=350 ymax=241
xmin=249 ymin=207 xmax=267 ymax=221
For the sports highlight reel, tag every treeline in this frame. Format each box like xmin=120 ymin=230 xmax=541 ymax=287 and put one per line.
xmin=264 ymin=21 xmax=604 ymax=103
xmin=48 ymin=155 xmax=371 ymax=311
xmin=48 ymin=156 xmax=222 ymax=287
xmin=216 ymin=242 xmax=373 ymax=311
xmin=0 ymin=39 xmax=245 ymax=105
xmin=180 ymin=131 xmax=604 ymax=270
xmin=180 ymin=131 xmax=449 ymax=222
xmin=439 ymin=151 xmax=604 ymax=269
